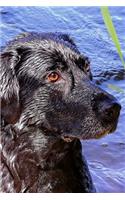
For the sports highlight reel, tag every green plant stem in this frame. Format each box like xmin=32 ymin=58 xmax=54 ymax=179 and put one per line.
xmin=101 ymin=7 xmax=125 ymax=69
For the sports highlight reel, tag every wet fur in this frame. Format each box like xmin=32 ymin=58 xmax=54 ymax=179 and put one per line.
xmin=0 ymin=32 xmax=121 ymax=192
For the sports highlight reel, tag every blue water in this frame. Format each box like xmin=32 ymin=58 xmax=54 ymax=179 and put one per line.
xmin=0 ymin=6 xmax=125 ymax=192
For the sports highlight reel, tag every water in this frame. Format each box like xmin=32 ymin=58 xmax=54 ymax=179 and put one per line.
xmin=0 ymin=6 xmax=125 ymax=192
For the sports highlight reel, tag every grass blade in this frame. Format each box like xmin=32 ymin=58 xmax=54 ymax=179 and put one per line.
xmin=101 ymin=7 xmax=125 ymax=69
xmin=108 ymin=84 xmax=125 ymax=93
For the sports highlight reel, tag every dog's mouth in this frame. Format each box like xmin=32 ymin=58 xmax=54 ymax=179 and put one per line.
xmin=61 ymin=122 xmax=118 ymax=142
xmin=61 ymin=129 xmax=112 ymax=142
xmin=91 ymin=120 xmax=118 ymax=140
xmin=37 ymin=115 xmax=119 ymax=142
xmin=85 ymin=128 xmax=113 ymax=140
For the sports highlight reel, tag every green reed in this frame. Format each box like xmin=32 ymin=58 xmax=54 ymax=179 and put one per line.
xmin=101 ymin=7 xmax=125 ymax=69
xmin=101 ymin=7 xmax=125 ymax=93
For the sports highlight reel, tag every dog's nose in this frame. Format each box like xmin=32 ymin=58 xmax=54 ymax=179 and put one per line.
xmin=92 ymin=93 xmax=121 ymax=122
xmin=101 ymin=101 xmax=121 ymax=121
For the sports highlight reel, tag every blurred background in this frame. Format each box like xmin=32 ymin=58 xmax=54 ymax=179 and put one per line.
xmin=0 ymin=6 xmax=125 ymax=192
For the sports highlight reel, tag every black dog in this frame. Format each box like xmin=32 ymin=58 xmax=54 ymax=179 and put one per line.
xmin=0 ymin=32 xmax=121 ymax=192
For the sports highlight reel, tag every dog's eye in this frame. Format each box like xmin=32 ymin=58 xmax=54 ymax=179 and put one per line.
xmin=48 ymin=72 xmax=60 ymax=83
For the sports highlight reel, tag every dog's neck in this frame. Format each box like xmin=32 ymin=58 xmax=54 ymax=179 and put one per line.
xmin=3 ymin=124 xmax=95 ymax=192
xmin=21 ymin=126 xmax=95 ymax=192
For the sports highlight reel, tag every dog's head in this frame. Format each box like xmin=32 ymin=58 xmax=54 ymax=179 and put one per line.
xmin=1 ymin=32 xmax=121 ymax=140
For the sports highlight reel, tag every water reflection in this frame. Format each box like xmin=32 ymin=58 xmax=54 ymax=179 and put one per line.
xmin=1 ymin=6 xmax=125 ymax=192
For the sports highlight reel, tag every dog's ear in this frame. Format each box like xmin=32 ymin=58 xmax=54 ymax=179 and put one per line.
xmin=0 ymin=50 xmax=21 ymax=124
xmin=59 ymin=33 xmax=77 ymax=47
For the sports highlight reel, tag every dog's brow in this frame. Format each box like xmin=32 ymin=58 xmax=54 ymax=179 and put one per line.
xmin=47 ymin=64 xmax=68 ymax=72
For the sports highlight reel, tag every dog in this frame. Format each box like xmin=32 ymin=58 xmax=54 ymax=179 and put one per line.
xmin=0 ymin=32 xmax=121 ymax=192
